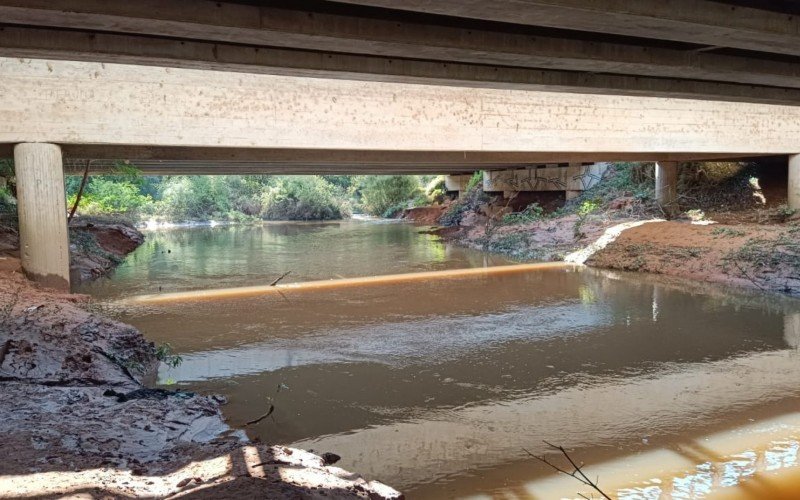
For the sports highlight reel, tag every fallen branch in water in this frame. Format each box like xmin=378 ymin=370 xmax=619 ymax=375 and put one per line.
xmin=270 ymin=271 xmax=291 ymax=286
xmin=244 ymin=404 xmax=275 ymax=426
xmin=524 ymin=441 xmax=612 ymax=500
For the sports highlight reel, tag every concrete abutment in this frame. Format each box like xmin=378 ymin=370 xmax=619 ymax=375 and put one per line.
xmin=655 ymin=161 xmax=679 ymax=215
xmin=789 ymin=154 xmax=800 ymax=211
xmin=13 ymin=143 xmax=70 ymax=291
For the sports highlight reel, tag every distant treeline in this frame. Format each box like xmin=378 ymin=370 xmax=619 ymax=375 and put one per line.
xmin=13 ymin=166 xmax=446 ymax=222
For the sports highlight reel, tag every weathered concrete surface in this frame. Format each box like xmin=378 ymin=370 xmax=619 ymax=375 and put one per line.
xmin=1 ymin=1 xmax=799 ymax=103
xmin=445 ymin=174 xmax=472 ymax=192
xmin=483 ymin=164 xmax=607 ymax=193
xmin=789 ymin=154 xmax=800 ymax=210
xmin=655 ymin=161 xmax=679 ymax=213
xmin=2 ymin=58 xmax=800 ymax=155
xmin=334 ymin=0 xmax=800 ymax=57
xmin=13 ymin=143 xmax=69 ymax=291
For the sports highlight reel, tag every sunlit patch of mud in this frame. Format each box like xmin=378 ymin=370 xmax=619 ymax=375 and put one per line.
xmin=124 ymin=263 xmax=578 ymax=304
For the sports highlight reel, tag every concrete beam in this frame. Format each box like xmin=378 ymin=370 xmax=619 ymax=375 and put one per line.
xmin=54 ymin=155 xmax=754 ymax=176
xmin=50 ymin=147 xmax=762 ymax=165
xmin=0 ymin=2 xmax=799 ymax=92
xmin=789 ymin=154 xmax=800 ymax=210
xmin=483 ymin=164 xmax=607 ymax=192
xmin=334 ymin=0 xmax=800 ymax=57
xmin=3 ymin=58 xmax=800 ymax=155
xmin=2 ymin=27 xmax=799 ymax=104
xmin=444 ymin=174 xmax=473 ymax=192
xmin=13 ymin=143 xmax=69 ymax=291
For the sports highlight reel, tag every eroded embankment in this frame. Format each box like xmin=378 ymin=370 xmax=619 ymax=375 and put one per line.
xmin=1 ymin=218 xmax=145 ymax=283
xmin=0 ymin=224 xmax=401 ymax=499
xmin=586 ymin=220 xmax=800 ymax=294
xmin=421 ymin=203 xmax=800 ymax=296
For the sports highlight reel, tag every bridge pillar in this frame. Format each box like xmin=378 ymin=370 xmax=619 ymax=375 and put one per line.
xmin=14 ymin=143 xmax=70 ymax=291
xmin=789 ymin=154 xmax=800 ymax=210
xmin=655 ymin=161 xmax=679 ymax=215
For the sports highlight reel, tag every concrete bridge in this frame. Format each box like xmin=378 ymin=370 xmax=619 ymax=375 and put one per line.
xmin=0 ymin=0 xmax=799 ymax=290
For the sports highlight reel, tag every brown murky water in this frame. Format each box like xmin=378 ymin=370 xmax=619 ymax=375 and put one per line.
xmin=81 ymin=221 xmax=800 ymax=498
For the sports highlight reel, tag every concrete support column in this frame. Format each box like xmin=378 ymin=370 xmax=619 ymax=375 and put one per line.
xmin=14 ymin=143 xmax=70 ymax=291
xmin=789 ymin=154 xmax=800 ymax=210
xmin=655 ymin=161 xmax=678 ymax=215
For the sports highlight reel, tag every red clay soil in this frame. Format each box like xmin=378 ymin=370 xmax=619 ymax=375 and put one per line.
xmin=402 ymin=205 xmax=447 ymax=225
xmin=587 ymin=220 xmax=797 ymax=293
xmin=69 ymin=219 xmax=146 ymax=282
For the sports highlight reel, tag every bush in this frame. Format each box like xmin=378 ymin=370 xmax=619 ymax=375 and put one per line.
xmin=466 ymin=171 xmax=483 ymax=191
xmin=261 ymin=176 xmax=348 ymax=220
xmin=439 ymin=184 xmax=489 ymax=226
xmin=359 ymin=176 xmax=422 ymax=216
xmin=424 ymin=175 xmax=447 ymax=204
xmin=156 ymin=176 xmax=231 ymax=220
xmin=502 ymin=203 xmax=544 ymax=225
xmin=67 ymin=177 xmax=153 ymax=216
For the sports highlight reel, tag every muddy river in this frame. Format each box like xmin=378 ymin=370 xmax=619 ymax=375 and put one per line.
xmin=79 ymin=219 xmax=800 ymax=499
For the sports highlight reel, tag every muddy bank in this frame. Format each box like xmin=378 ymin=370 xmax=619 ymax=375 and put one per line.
xmin=436 ymin=206 xmax=800 ymax=296
xmin=69 ymin=218 xmax=146 ymax=283
xmin=0 ymin=237 xmax=401 ymax=497
xmin=402 ymin=205 xmax=448 ymax=225
xmin=428 ymin=161 xmax=800 ymax=296
xmin=587 ymin=220 xmax=800 ymax=295
xmin=0 ymin=217 xmax=145 ymax=283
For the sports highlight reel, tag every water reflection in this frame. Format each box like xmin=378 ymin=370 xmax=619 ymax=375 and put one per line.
xmin=87 ymin=222 xmax=800 ymax=498
xmin=77 ymin=220 xmax=511 ymax=298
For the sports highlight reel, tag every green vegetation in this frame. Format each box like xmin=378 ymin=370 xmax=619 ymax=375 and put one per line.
xmin=55 ymin=164 xmax=439 ymax=222
xmin=359 ymin=175 xmax=423 ymax=217
xmin=155 ymin=342 xmax=184 ymax=369
xmin=502 ymin=203 xmax=544 ymax=225
xmin=573 ymin=199 xmax=601 ymax=238
xmin=711 ymin=227 xmax=746 ymax=238
xmin=0 ymin=159 xmax=16 ymax=215
xmin=261 ymin=176 xmax=349 ymax=220
xmin=439 ymin=182 xmax=488 ymax=226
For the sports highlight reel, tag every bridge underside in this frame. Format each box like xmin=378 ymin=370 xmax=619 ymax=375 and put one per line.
xmin=1 ymin=54 xmax=799 ymax=291
xmin=2 ymin=0 xmax=800 ymax=291
xmin=1 ymin=0 xmax=800 ymax=104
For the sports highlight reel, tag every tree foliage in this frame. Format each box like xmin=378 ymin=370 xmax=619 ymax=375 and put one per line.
xmin=359 ymin=175 xmax=422 ymax=217
xmin=261 ymin=176 xmax=349 ymax=220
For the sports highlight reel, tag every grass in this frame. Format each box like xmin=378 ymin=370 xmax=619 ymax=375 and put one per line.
xmin=711 ymin=227 xmax=746 ymax=238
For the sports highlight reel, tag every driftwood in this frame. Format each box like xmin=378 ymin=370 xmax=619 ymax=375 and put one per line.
xmin=270 ymin=271 xmax=291 ymax=286
xmin=524 ymin=441 xmax=612 ymax=500
xmin=244 ymin=404 xmax=275 ymax=426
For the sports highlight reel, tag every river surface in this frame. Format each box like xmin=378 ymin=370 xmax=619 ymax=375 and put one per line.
xmin=79 ymin=220 xmax=800 ymax=499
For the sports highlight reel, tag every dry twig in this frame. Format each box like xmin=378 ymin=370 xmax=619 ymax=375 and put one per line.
xmin=270 ymin=271 xmax=291 ymax=286
xmin=524 ymin=441 xmax=613 ymax=500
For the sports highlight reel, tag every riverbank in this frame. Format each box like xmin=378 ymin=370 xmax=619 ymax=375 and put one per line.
xmin=0 ymin=217 xmax=146 ymax=283
xmin=0 ymin=223 xmax=401 ymax=498
xmin=413 ymin=162 xmax=800 ymax=297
